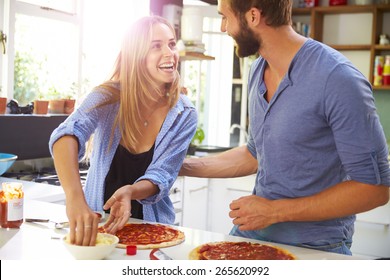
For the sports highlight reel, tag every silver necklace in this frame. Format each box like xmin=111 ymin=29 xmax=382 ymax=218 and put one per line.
xmin=143 ymin=92 xmax=170 ymax=127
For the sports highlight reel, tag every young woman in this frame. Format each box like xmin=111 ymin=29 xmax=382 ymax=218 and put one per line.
xmin=49 ymin=16 xmax=197 ymax=246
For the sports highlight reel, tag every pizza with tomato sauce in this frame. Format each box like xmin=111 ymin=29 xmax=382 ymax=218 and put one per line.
xmin=99 ymin=223 xmax=185 ymax=249
xmin=189 ymin=241 xmax=296 ymax=260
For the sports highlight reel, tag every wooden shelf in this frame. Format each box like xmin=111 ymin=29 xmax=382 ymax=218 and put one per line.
xmin=373 ymin=85 xmax=390 ymax=90
xmin=329 ymin=44 xmax=372 ymax=51
xmin=291 ymin=7 xmax=312 ymax=15
xmin=314 ymin=5 xmax=374 ymax=14
xmin=377 ymin=4 xmax=390 ymax=12
xmin=179 ymin=52 xmax=215 ymax=61
xmin=375 ymin=45 xmax=390 ymax=51
xmin=293 ymin=4 xmax=390 ymax=90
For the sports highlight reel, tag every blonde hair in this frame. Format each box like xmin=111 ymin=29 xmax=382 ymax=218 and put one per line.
xmin=95 ymin=16 xmax=180 ymax=154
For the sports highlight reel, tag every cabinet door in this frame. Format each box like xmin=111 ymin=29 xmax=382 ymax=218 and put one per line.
xmin=171 ymin=177 xmax=184 ymax=226
xmin=208 ymin=176 xmax=255 ymax=234
xmin=182 ymin=177 xmax=209 ymax=230
xmin=351 ymin=202 xmax=390 ymax=258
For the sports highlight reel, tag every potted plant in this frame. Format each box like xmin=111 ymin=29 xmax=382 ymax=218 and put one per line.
xmin=187 ymin=126 xmax=205 ymax=155
xmin=0 ymin=86 xmax=6 ymax=114
xmin=47 ymin=86 xmax=65 ymax=114
xmin=62 ymin=82 xmax=79 ymax=115
xmin=33 ymin=92 xmax=49 ymax=115
xmin=62 ymin=94 xmax=76 ymax=115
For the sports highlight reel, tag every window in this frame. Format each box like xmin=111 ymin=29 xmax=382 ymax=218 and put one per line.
xmin=2 ymin=0 xmax=81 ymax=104
xmin=82 ymin=0 xmax=149 ymax=89
xmin=1 ymin=0 xmax=149 ymax=105
xmin=14 ymin=12 xmax=80 ymax=104
xmin=181 ymin=4 xmax=235 ymax=147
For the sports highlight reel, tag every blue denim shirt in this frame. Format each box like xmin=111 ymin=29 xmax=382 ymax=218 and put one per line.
xmin=233 ymin=39 xmax=390 ymax=245
xmin=49 ymin=88 xmax=197 ymax=225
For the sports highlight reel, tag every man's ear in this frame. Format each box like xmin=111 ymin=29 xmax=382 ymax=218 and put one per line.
xmin=246 ymin=8 xmax=261 ymax=26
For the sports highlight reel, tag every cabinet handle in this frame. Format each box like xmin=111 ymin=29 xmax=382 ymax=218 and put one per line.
xmin=226 ymin=187 xmax=252 ymax=193
xmin=170 ymin=187 xmax=181 ymax=194
xmin=189 ymin=186 xmax=208 ymax=193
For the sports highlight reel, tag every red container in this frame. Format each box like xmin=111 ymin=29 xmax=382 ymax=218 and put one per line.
xmin=383 ymin=75 xmax=390 ymax=86
xmin=329 ymin=0 xmax=347 ymax=5
xmin=305 ymin=0 xmax=319 ymax=7
xmin=0 ymin=184 xmax=24 ymax=229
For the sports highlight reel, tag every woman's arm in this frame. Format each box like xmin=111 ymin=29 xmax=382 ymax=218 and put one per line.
xmin=52 ymin=135 xmax=100 ymax=246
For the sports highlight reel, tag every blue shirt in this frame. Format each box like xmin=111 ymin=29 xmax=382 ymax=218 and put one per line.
xmin=233 ymin=39 xmax=390 ymax=245
xmin=49 ymin=87 xmax=197 ymax=225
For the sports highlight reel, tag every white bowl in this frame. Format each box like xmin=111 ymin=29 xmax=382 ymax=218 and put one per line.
xmin=63 ymin=233 xmax=119 ymax=260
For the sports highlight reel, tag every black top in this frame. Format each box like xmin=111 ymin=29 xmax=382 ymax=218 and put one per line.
xmin=104 ymin=144 xmax=155 ymax=219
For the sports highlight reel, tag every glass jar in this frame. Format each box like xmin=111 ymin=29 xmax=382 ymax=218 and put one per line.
xmin=0 ymin=182 xmax=24 ymax=229
xmin=379 ymin=34 xmax=389 ymax=46
xmin=181 ymin=7 xmax=203 ymax=43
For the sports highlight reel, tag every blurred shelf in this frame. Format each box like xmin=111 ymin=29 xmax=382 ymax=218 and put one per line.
xmin=292 ymin=4 xmax=390 ymax=88
xmin=180 ymin=52 xmax=215 ymax=61
xmin=292 ymin=7 xmax=312 ymax=15
xmin=375 ymin=45 xmax=390 ymax=50
xmin=373 ymin=85 xmax=390 ymax=91
xmin=329 ymin=44 xmax=372 ymax=51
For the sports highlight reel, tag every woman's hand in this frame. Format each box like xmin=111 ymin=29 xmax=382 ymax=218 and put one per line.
xmin=102 ymin=185 xmax=132 ymax=233
xmin=66 ymin=199 xmax=101 ymax=246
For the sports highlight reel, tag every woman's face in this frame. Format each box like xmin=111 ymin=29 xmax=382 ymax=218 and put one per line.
xmin=146 ymin=23 xmax=179 ymax=88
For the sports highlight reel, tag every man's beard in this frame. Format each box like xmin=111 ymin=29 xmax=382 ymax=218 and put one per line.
xmin=233 ymin=19 xmax=260 ymax=57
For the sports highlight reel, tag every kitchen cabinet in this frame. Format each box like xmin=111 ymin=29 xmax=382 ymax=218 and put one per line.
xmin=351 ymin=202 xmax=390 ymax=258
xmin=207 ymin=175 xmax=255 ymax=234
xmin=292 ymin=4 xmax=390 ymax=90
xmin=171 ymin=176 xmax=184 ymax=226
xmin=181 ymin=176 xmax=209 ymax=230
xmin=0 ymin=115 xmax=68 ymax=160
xmin=179 ymin=175 xmax=255 ymax=233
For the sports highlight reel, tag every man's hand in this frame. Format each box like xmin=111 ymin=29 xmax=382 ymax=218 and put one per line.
xmin=229 ymin=195 xmax=278 ymax=231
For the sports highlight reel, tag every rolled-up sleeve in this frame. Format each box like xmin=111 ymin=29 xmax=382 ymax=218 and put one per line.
xmin=48 ymin=91 xmax=114 ymax=161
xmin=325 ymin=65 xmax=390 ymax=186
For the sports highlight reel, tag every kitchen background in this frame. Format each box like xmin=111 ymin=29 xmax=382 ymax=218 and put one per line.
xmin=0 ymin=0 xmax=389 ymax=259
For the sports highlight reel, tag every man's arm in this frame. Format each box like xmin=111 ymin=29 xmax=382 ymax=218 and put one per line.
xmin=180 ymin=145 xmax=258 ymax=178
xmin=230 ymin=180 xmax=390 ymax=231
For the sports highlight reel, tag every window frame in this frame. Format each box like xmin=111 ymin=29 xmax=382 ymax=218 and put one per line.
xmin=0 ymin=0 xmax=83 ymax=100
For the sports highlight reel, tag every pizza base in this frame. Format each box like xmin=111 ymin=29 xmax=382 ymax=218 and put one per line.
xmin=189 ymin=241 xmax=296 ymax=260
xmin=116 ymin=230 xmax=185 ymax=249
xmin=100 ymin=223 xmax=185 ymax=250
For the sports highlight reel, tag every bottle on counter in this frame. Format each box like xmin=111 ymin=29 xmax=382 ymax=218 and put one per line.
xmin=329 ymin=0 xmax=347 ymax=5
xmin=383 ymin=56 xmax=390 ymax=86
xmin=0 ymin=182 xmax=24 ymax=229
xmin=374 ymin=56 xmax=384 ymax=87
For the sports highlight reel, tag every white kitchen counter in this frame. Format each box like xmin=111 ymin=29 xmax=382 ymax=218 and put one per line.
xmin=0 ymin=197 xmax=363 ymax=260
xmin=0 ymin=176 xmax=371 ymax=260
xmin=0 ymin=176 xmax=65 ymax=203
